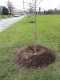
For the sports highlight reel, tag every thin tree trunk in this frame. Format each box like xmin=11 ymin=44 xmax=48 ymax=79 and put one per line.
xmin=23 ymin=0 xmax=25 ymax=18
xmin=34 ymin=0 xmax=36 ymax=52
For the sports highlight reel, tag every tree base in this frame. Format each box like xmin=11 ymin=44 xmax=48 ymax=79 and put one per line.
xmin=12 ymin=45 xmax=55 ymax=69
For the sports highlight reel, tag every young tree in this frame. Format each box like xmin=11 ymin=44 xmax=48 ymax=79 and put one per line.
xmin=23 ymin=0 xmax=42 ymax=52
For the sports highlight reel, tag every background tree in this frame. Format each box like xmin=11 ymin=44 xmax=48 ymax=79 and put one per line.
xmin=2 ymin=6 xmax=9 ymax=15
xmin=7 ymin=0 xmax=14 ymax=14
xmin=28 ymin=3 xmax=35 ymax=14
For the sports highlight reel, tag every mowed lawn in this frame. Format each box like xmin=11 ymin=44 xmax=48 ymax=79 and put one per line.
xmin=0 ymin=15 xmax=60 ymax=80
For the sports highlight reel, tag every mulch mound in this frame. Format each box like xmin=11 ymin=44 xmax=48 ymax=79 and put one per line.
xmin=12 ymin=45 xmax=55 ymax=69
xmin=28 ymin=21 xmax=35 ymax=23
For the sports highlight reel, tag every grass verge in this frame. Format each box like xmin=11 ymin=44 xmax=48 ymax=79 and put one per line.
xmin=0 ymin=15 xmax=13 ymax=19
xmin=0 ymin=15 xmax=60 ymax=80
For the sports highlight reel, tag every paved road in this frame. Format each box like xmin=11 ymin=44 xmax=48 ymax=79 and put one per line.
xmin=0 ymin=16 xmax=24 ymax=32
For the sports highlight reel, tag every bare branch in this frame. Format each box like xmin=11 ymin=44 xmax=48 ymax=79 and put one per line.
xmin=32 ymin=0 xmax=33 ymax=1
xmin=47 ymin=0 xmax=51 ymax=3
xmin=36 ymin=0 xmax=42 ymax=6
xmin=32 ymin=0 xmax=38 ymax=3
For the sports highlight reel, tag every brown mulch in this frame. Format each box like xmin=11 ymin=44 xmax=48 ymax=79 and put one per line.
xmin=28 ymin=21 xmax=35 ymax=23
xmin=12 ymin=45 xmax=55 ymax=69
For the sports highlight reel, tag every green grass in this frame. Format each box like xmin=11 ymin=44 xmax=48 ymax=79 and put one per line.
xmin=0 ymin=15 xmax=13 ymax=19
xmin=0 ymin=15 xmax=60 ymax=80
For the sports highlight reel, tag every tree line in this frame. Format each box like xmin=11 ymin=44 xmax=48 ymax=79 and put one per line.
xmin=44 ymin=8 xmax=60 ymax=15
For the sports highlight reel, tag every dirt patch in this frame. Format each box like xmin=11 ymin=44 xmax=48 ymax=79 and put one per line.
xmin=28 ymin=21 xmax=35 ymax=23
xmin=12 ymin=45 xmax=55 ymax=69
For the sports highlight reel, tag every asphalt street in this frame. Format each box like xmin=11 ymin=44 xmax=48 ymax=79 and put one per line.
xmin=0 ymin=16 xmax=24 ymax=32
